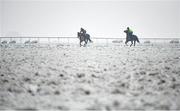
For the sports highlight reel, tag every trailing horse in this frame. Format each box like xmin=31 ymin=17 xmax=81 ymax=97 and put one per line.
xmin=77 ymin=32 xmax=92 ymax=47
xmin=124 ymin=30 xmax=140 ymax=47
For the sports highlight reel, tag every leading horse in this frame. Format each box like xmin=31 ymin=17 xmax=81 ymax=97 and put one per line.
xmin=77 ymin=32 xmax=92 ymax=47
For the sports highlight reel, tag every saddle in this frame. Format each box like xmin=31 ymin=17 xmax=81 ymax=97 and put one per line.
xmin=127 ymin=35 xmax=133 ymax=41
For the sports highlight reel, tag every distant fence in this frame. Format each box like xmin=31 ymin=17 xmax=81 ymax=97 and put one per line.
xmin=0 ymin=37 xmax=179 ymax=45
xmin=0 ymin=37 xmax=124 ymax=45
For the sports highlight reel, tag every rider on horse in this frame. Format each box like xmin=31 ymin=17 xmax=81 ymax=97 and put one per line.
xmin=124 ymin=27 xmax=139 ymax=46
xmin=78 ymin=28 xmax=93 ymax=47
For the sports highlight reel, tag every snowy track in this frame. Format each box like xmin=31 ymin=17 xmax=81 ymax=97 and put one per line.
xmin=0 ymin=43 xmax=180 ymax=110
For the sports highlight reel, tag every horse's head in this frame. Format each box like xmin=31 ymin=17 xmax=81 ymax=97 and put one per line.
xmin=124 ymin=30 xmax=128 ymax=34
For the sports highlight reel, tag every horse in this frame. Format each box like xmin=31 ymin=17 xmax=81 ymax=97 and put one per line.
xmin=124 ymin=30 xmax=140 ymax=47
xmin=77 ymin=32 xmax=92 ymax=47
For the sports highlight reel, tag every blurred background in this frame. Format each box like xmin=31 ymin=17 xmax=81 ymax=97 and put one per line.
xmin=0 ymin=0 xmax=180 ymax=38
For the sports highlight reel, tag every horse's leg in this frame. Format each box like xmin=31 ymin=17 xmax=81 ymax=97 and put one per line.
xmin=130 ymin=41 xmax=133 ymax=47
xmin=89 ymin=37 xmax=92 ymax=42
xmin=83 ymin=40 xmax=85 ymax=47
xmin=86 ymin=39 xmax=88 ymax=43
xmin=79 ymin=36 xmax=83 ymax=47
xmin=80 ymin=41 xmax=82 ymax=47
xmin=125 ymin=41 xmax=128 ymax=46
xmin=134 ymin=40 xmax=136 ymax=46
xmin=84 ymin=41 xmax=87 ymax=47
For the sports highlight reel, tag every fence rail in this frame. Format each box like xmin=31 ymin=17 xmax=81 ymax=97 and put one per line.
xmin=0 ymin=37 xmax=125 ymax=44
xmin=0 ymin=37 xmax=179 ymax=45
xmin=0 ymin=37 xmax=179 ymax=39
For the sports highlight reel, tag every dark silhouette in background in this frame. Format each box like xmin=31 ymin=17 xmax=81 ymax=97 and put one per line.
xmin=77 ymin=27 xmax=139 ymax=47
xmin=77 ymin=28 xmax=92 ymax=47
xmin=124 ymin=27 xmax=140 ymax=47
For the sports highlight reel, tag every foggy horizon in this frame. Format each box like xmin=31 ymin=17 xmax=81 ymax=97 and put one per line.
xmin=0 ymin=0 xmax=180 ymax=38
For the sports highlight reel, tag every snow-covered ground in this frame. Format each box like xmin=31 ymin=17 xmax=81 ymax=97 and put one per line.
xmin=0 ymin=42 xmax=180 ymax=110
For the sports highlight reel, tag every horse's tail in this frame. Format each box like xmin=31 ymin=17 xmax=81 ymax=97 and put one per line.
xmin=136 ymin=36 xmax=140 ymax=43
xmin=89 ymin=37 xmax=93 ymax=42
xmin=86 ymin=34 xmax=93 ymax=42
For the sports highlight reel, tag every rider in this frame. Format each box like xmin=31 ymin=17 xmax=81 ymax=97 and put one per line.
xmin=126 ymin=27 xmax=133 ymax=40
xmin=127 ymin=27 xmax=133 ymax=35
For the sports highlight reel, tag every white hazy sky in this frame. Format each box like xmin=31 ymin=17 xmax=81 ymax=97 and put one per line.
xmin=0 ymin=0 xmax=180 ymax=38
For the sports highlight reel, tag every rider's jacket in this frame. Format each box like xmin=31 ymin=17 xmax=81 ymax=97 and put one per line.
xmin=128 ymin=29 xmax=133 ymax=35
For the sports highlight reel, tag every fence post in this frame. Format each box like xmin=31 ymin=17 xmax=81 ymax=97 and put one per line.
xmin=68 ymin=38 xmax=69 ymax=45
xmin=20 ymin=37 xmax=22 ymax=44
xmin=38 ymin=37 xmax=40 ymax=43
xmin=48 ymin=37 xmax=50 ymax=44
xmin=106 ymin=39 xmax=108 ymax=46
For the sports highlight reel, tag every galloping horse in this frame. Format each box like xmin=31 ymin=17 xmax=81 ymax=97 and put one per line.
xmin=77 ymin=32 xmax=92 ymax=47
xmin=124 ymin=30 xmax=140 ymax=47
